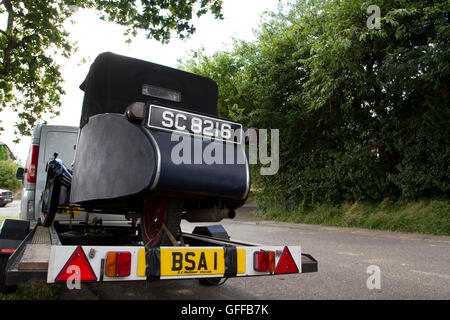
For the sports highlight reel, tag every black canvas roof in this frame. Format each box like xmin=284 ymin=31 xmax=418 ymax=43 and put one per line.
xmin=79 ymin=52 xmax=218 ymax=127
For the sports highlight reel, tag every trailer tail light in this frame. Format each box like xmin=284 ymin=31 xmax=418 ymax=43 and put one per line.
xmin=268 ymin=251 xmax=276 ymax=273
xmin=274 ymin=246 xmax=299 ymax=275
xmin=254 ymin=250 xmax=276 ymax=273
xmin=27 ymin=145 xmax=39 ymax=183
xmin=55 ymin=246 xmax=97 ymax=282
xmin=105 ymin=251 xmax=131 ymax=277
xmin=254 ymin=251 xmax=267 ymax=272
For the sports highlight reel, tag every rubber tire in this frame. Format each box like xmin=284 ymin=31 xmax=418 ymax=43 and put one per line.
xmin=0 ymin=254 xmax=16 ymax=294
xmin=198 ymin=278 xmax=223 ymax=286
xmin=41 ymin=180 xmax=60 ymax=227
xmin=140 ymin=198 xmax=183 ymax=247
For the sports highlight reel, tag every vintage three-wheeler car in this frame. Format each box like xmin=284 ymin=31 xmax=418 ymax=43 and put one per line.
xmin=41 ymin=52 xmax=250 ymax=247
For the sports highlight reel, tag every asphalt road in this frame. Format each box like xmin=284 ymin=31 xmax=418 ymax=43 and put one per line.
xmin=61 ymin=206 xmax=450 ymax=300
xmin=0 ymin=199 xmax=20 ymax=217
xmin=2 ymin=202 xmax=449 ymax=299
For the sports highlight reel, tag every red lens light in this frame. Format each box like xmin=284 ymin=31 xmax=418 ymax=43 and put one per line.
xmin=274 ymin=246 xmax=299 ymax=274
xmin=55 ymin=246 xmax=97 ymax=282
xmin=254 ymin=250 xmax=269 ymax=272
xmin=105 ymin=251 xmax=131 ymax=277
xmin=116 ymin=252 xmax=131 ymax=277
xmin=27 ymin=145 xmax=39 ymax=183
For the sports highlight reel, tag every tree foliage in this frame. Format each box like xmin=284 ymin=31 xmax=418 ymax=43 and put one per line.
xmin=180 ymin=0 xmax=450 ymax=207
xmin=0 ymin=145 xmax=8 ymax=160
xmin=0 ymin=0 xmax=223 ymax=139
xmin=0 ymin=159 xmax=21 ymax=191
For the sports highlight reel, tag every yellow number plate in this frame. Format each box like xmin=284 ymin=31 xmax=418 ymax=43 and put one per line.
xmin=56 ymin=206 xmax=82 ymax=215
xmin=159 ymin=248 xmax=245 ymax=277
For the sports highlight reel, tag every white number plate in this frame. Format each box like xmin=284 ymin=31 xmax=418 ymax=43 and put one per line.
xmin=147 ymin=104 xmax=243 ymax=144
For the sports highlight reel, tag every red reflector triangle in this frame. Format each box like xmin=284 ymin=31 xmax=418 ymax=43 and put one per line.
xmin=275 ymin=246 xmax=299 ymax=274
xmin=55 ymin=246 xmax=97 ymax=282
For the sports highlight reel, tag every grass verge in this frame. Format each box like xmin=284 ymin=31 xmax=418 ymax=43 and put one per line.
xmin=253 ymin=198 xmax=450 ymax=236
xmin=0 ymin=283 xmax=61 ymax=300
xmin=0 ymin=215 xmax=18 ymax=226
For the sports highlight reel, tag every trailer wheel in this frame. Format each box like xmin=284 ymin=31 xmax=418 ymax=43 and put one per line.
xmin=198 ymin=277 xmax=225 ymax=286
xmin=140 ymin=198 xmax=183 ymax=247
xmin=0 ymin=254 xmax=16 ymax=294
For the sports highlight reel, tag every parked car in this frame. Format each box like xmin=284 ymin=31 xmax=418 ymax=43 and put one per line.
xmin=0 ymin=189 xmax=13 ymax=207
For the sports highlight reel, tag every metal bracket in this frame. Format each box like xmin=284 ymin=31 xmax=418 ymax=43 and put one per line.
xmin=178 ymin=226 xmax=184 ymax=247
xmin=161 ymin=222 xmax=178 ymax=247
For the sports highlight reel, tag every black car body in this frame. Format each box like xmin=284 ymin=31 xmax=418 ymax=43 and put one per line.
xmin=69 ymin=52 xmax=250 ymax=214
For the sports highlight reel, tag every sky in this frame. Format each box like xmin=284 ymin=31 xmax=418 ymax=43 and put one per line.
xmin=1 ymin=0 xmax=290 ymax=165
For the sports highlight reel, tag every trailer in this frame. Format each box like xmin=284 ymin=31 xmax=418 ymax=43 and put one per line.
xmin=0 ymin=217 xmax=317 ymax=292
xmin=1 ymin=52 xmax=318 ymax=294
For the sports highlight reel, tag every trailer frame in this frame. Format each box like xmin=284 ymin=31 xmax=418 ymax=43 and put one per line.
xmin=1 ymin=219 xmax=317 ymax=292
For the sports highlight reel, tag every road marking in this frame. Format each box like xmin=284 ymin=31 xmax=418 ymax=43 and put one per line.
xmin=337 ymin=252 xmax=363 ymax=257
xmin=409 ymin=270 xmax=450 ymax=280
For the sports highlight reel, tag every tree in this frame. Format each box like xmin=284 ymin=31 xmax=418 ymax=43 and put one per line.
xmin=0 ymin=0 xmax=223 ymax=140
xmin=0 ymin=159 xmax=21 ymax=191
xmin=181 ymin=0 xmax=450 ymax=206
xmin=0 ymin=145 xmax=8 ymax=160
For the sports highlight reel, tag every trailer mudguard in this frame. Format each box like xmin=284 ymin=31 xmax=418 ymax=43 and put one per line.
xmin=70 ymin=113 xmax=250 ymax=205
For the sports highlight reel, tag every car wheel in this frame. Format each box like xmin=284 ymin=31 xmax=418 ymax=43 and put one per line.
xmin=41 ymin=180 xmax=60 ymax=227
xmin=140 ymin=198 xmax=183 ymax=247
xmin=198 ymin=277 xmax=225 ymax=286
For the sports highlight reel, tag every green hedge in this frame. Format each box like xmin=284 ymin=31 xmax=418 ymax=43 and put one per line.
xmin=0 ymin=160 xmax=22 ymax=191
xmin=181 ymin=0 xmax=450 ymax=207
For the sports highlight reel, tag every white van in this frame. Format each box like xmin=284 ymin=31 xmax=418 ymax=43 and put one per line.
xmin=19 ymin=124 xmax=126 ymax=227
